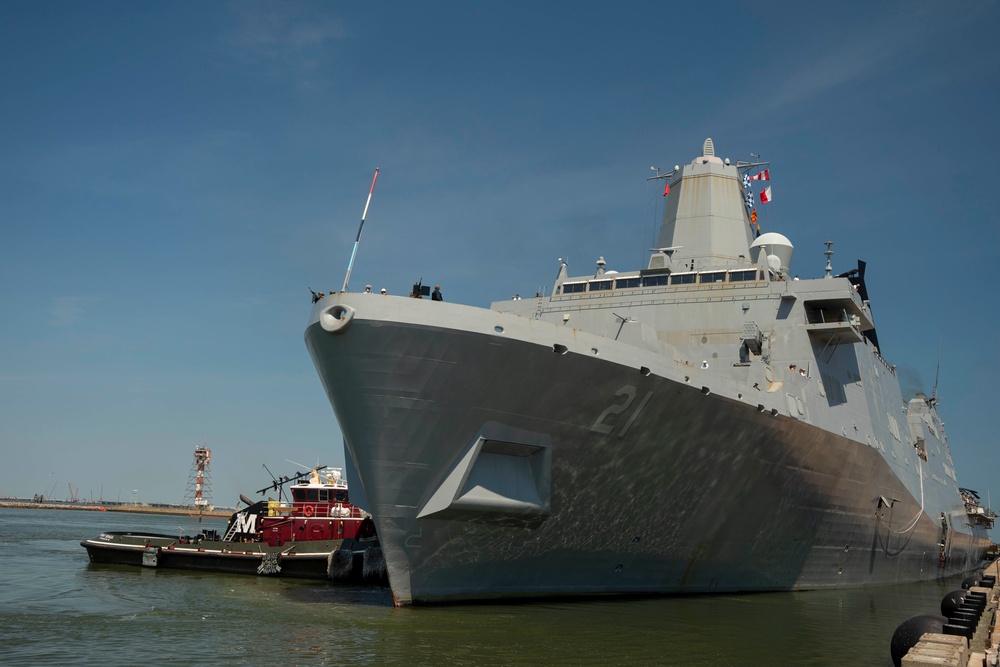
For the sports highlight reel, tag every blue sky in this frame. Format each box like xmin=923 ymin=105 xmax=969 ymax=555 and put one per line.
xmin=2 ymin=2 xmax=998 ymax=509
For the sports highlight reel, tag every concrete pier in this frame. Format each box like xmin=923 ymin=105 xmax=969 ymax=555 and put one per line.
xmin=0 ymin=500 xmax=231 ymax=518
xmin=903 ymin=560 xmax=999 ymax=667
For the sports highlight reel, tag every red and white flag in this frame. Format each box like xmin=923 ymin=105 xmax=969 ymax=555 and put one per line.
xmin=749 ymin=169 xmax=770 ymax=181
xmin=760 ymin=186 xmax=773 ymax=203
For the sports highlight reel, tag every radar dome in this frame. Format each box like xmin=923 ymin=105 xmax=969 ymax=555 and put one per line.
xmin=750 ymin=232 xmax=794 ymax=275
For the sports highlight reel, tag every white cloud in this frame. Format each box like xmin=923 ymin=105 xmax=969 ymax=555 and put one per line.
xmin=226 ymin=2 xmax=346 ymax=59
xmin=221 ymin=3 xmax=347 ymax=93
xmin=50 ymin=295 xmax=90 ymax=327
xmin=741 ymin=5 xmax=988 ymax=123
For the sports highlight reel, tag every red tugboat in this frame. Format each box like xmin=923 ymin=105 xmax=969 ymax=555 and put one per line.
xmin=81 ymin=466 xmax=386 ymax=583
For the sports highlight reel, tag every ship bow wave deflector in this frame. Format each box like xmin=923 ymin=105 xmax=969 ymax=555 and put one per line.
xmin=305 ymin=138 xmax=990 ymax=605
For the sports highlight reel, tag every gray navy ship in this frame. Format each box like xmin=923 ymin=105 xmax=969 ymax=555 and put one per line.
xmin=305 ymin=138 xmax=993 ymax=605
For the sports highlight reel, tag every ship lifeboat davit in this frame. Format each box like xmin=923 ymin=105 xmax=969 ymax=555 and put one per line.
xmin=750 ymin=232 xmax=794 ymax=275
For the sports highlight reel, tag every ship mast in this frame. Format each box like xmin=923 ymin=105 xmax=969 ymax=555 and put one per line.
xmin=341 ymin=168 xmax=380 ymax=293
xmin=931 ymin=337 xmax=942 ymax=406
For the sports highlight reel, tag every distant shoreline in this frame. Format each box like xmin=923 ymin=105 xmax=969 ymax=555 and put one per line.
xmin=0 ymin=500 xmax=231 ymax=518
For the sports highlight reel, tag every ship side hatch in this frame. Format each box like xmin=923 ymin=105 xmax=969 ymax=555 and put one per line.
xmin=416 ymin=422 xmax=552 ymax=525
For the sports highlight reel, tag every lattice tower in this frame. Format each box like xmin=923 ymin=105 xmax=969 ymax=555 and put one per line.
xmin=184 ymin=445 xmax=212 ymax=507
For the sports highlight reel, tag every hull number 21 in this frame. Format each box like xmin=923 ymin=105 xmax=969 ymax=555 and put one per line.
xmin=591 ymin=385 xmax=653 ymax=437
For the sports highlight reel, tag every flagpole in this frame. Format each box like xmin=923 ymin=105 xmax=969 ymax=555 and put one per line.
xmin=341 ymin=168 xmax=380 ymax=293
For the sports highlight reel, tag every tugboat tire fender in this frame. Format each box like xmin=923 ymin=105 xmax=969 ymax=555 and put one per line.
xmin=320 ymin=304 xmax=355 ymax=334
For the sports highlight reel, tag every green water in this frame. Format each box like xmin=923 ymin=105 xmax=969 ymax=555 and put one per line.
xmin=0 ymin=508 xmax=971 ymax=666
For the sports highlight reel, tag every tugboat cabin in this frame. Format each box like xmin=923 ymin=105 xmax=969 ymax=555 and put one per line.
xmin=252 ymin=468 xmax=373 ymax=546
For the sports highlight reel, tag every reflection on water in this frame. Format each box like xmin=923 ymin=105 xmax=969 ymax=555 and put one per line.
xmin=0 ymin=508 xmax=970 ymax=666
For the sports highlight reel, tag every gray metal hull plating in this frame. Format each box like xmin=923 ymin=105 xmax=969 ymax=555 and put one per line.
xmin=305 ymin=295 xmax=988 ymax=604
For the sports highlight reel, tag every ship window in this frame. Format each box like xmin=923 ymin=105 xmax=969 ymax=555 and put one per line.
xmin=729 ymin=269 xmax=758 ymax=282
xmin=335 ymin=491 xmax=347 ymax=502
xmin=563 ymin=282 xmax=586 ymax=294
xmin=319 ymin=490 xmax=331 ymax=502
xmin=615 ymin=277 xmax=640 ymax=289
xmin=305 ymin=489 xmax=319 ymax=502
xmin=700 ymin=272 xmax=726 ymax=283
xmin=589 ymin=280 xmax=613 ymax=291
xmin=670 ymin=273 xmax=696 ymax=285
xmin=641 ymin=274 xmax=670 ymax=287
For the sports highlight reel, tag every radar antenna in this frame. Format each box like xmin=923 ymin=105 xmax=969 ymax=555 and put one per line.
xmin=255 ymin=465 xmax=326 ymax=498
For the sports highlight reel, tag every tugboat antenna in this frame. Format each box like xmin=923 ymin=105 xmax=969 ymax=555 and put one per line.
xmin=342 ymin=167 xmax=380 ymax=293
xmin=262 ymin=463 xmax=285 ymax=502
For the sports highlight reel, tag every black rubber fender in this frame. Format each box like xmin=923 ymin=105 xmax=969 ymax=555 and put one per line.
xmin=940 ymin=589 xmax=967 ymax=616
xmin=889 ymin=614 xmax=946 ymax=667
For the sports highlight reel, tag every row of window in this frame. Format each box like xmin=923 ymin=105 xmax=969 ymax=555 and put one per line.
xmin=560 ymin=269 xmax=763 ymax=294
xmin=293 ymin=489 xmax=349 ymax=502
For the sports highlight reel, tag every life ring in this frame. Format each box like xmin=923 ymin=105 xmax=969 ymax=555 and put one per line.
xmin=303 ymin=505 xmax=315 ymax=517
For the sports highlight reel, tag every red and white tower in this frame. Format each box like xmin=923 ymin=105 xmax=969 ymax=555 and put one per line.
xmin=184 ymin=445 xmax=212 ymax=508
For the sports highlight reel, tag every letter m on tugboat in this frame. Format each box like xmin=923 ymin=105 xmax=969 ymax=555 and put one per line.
xmin=228 ymin=510 xmax=257 ymax=538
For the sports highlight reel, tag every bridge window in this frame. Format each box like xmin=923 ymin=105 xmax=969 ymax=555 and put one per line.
xmin=729 ymin=269 xmax=760 ymax=282
xmin=641 ymin=274 xmax=670 ymax=287
xmin=562 ymin=282 xmax=586 ymax=294
xmin=670 ymin=273 xmax=696 ymax=285
xmin=615 ymin=277 xmax=640 ymax=289
xmin=700 ymin=272 xmax=726 ymax=283
xmin=589 ymin=280 xmax=613 ymax=291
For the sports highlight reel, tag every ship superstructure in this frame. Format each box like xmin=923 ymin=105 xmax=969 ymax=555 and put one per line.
xmin=305 ymin=139 xmax=990 ymax=605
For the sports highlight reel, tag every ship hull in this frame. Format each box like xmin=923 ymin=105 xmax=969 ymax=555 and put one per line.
xmin=305 ymin=296 xmax=989 ymax=604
